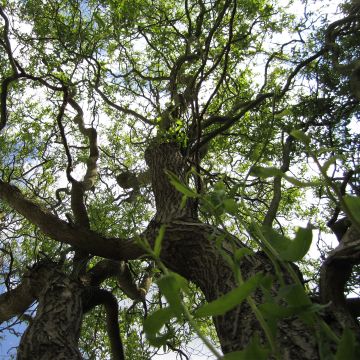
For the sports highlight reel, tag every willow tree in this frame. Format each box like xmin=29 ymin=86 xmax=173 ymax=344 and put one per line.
xmin=0 ymin=0 xmax=359 ymax=359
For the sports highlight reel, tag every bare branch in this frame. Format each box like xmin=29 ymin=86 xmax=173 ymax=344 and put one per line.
xmin=0 ymin=180 xmax=144 ymax=260
xmin=82 ymin=288 xmax=125 ymax=360
xmin=68 ymin=96 xmax=99 ymax=191
xmin=0 ymin=262 xmax=57 ymax=324
xmin=0 ymin=5 xmax=18 ymax=74
xmin=263 ymin=135 xmax=293 ymax=226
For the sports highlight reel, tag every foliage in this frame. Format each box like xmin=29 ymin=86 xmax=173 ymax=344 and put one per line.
xmin=0 ymin=0 xmax=360 ymax=359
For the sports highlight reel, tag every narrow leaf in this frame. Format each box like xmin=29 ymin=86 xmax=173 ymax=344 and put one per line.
xmin=194 ymin=273 xmax=263 ymax=318
xmin=335 ymin=328 xmax=357 ymax=360
xmin=290 ymin=129 xmax=310 ymax=145
xmin=261 ymin=226 xmax=312 ymax=262
xmin=154 ymin=225 xmax=166 ymax=258
xmin=166 ymin=170 xmax=197 ymax=197
xmin=323 ymin=156 xmax=341 ymax=173
xmin=143 ymin=307 xmax=174 ymax=337
xmin=157 ymin=273 xmax=187 ymax=317
xmin=283 ymin=174 xmax=321 ymax=187
xmin=279 ymin=284 xmax=312 ymax=308
xmin=343 ymin=195 xmax=360 ymax=225
xmin=147 ymin=332 xmax=172 ymax=347
xmin=251 ymin=166 xmax=282 ymax=178
xmin=234 ymin=248 xmax=254 ymax=262
xmin=223 ymin=198 xmax=238 ymax=215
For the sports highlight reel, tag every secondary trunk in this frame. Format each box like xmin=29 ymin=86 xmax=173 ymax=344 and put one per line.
xmin=17 ymin=269 xmax=83 ymax=360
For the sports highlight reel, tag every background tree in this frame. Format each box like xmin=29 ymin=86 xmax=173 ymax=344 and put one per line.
xmin=0 ymin=0 xmax=359 ymax=359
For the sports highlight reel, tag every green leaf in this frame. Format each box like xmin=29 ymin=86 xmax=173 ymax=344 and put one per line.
xmin=335 ymin=328 xmax=357 ymax=360
xmin=291 ymin=226 xmax=313 ymax=260
xmin=234 ymin=248 xmax=254 ymax=262
xmin=260 ymin=302 xmax=297 ymax=319
xmin=194 ymin=273 xmax=264 ymax=318
xmin=222 ymin=336 xmax=269 ymax=360
xmin=166 ymin=170 xmax=197 ymax=197
xmin=154 ymin=225 xmax=166 ymax=258
xmin=143 ymin=307 xmax=174 ymax=338
xmin=283 ymin=174 xmax=321 ymax=187
xmin=314 ymin=147 xmax=337 ymax=156
xmin=146 ymin=332 xmax=173 ymax=347
xmin=94 ymin=12 xmax=105 ymax=27
xmin=157 ymin=273 xmax=188 ymax=317
xmin=279 ymin=284 xmax=312 ymax=307
xmin=180 ymin=194 xmax=187 ymax=209
xmin=223 ymin=198 xmax=238 ymax=215
xmin=343 ymin=196 xmax=360 ymax=225
xmin=290 ymin=129 xmax=310 ymax=145
xmin=277 ymin=284 xmax=315 ymax=324
xmin=214 ymin=181 xmax=226 ymax=192
xmin=251 ymin=166 xmax=282 ymax=178
xmin=251 ymin=167 xmax=320 ymax=187
xmin=322 ymin=156 xmax=342 ymax=173
xmin=261 ymin=226 xmax=312 ymax=262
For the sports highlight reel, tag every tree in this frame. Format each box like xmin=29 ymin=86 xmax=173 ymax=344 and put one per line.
xmin=0 ymin=0 xmax=359 ymax=358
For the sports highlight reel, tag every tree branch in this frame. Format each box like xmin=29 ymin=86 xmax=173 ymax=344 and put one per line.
xmin=263 ymin=135 xmax=293 ymax=226
xmin=82 ymin=288 xmax=125 ymax=360
xmin=320 ymin=225 xmax=360 ymax=330
xmin=0 ymin=180 xmax=144 ymax=260
xmin=0 ymin=262 xmax=57 ymax=324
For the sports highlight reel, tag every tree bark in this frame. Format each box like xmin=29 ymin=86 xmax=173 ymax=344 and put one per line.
xmin=2 ymin=142 xmax=356 ymax=359
xmin=144 ymin=142 xmax=320 ymax=359
xmin=17 ymin=269 xmax=83 ymax=360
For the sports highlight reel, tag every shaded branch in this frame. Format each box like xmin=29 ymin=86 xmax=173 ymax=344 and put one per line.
xmin=263 ymin=135 xmax=293 ymax=226
xmin=0 ymin=5 xmax=18 ymax=74
xmin=0 ymin=180 xmax=144 ymax=260
xmin=85 ymin=259 xmax=122 ymax=287
xmin=116 ymin=261 xmax=152 ymax=302
xmin=84 ymin=259 xmax=152 ymax=302
xmin=0 ymin=262 xmax=58 ymax=324
xmin=0 ymin=74 xmax=22 ymax=131
xmin=320 ymin=225 xmax=360 ymax=331
xmin=82 ymin=288 xmax=125 ymax=360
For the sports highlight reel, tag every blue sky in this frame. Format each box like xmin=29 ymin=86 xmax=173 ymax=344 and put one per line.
xmin=0 ymin=321 xmax=25 ymax=359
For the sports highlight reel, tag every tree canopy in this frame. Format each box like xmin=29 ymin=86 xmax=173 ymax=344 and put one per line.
xmin=0 ymin=0 xmax=360 ymax=359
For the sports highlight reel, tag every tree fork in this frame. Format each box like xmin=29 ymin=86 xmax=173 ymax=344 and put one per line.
xmin=144 ymin=142 xmax=320 ymax=358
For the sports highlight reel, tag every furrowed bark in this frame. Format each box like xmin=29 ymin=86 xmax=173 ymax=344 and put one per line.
xmin=82 ymin=288 xmax=124 ymax=360
xmin=2 ymin=140 xmax=355 ymax=359
xmin=17 ymin=270 xmax=83 ymax=360
xmin=0 ymin=262 xmax=58 ymax=324
xmin=320 ymin=225 xmax=360 ymax=334
xmin=144 ymin=142 xmax=319 ymax=358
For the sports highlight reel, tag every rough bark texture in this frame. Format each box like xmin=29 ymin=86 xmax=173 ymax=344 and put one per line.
xmin=0 ymin=262 xmax=58 ymax=324
xmin=320 ymin=225 xmax=360 ymax=336
xmin=144 ymin=142 xmax=196 ymax=222
xmin=3 ymin=142 xmax=356 ymax=359
xmin=17 ymin=270 xmax=83 ymax=360
xmin=144 ymin=142 xmax=319 ymax=359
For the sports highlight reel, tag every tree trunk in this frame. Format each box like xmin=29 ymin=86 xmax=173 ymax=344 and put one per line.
xmin=17 ymin=269 xmax=83 ymax=360
xmin=15 ymin=142 xmax=349 ymax=359
xmin=145 ymin=142 xmax=320 ymax=359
